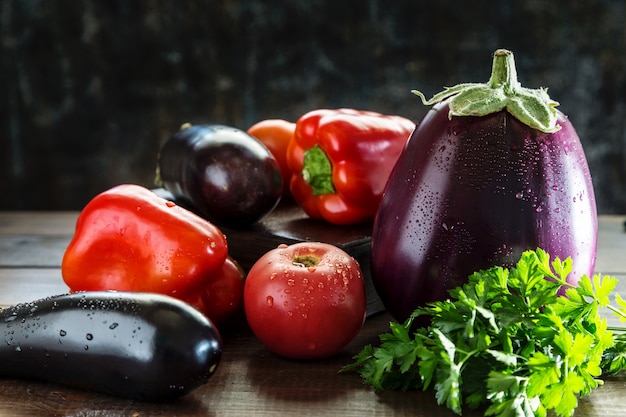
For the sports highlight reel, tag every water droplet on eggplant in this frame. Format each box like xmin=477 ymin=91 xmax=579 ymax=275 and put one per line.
xmin=4 ymin=314 xmax=17 ymax=323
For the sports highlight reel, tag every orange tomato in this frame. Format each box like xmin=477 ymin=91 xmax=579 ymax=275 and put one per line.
xmin=247 ymin=119 xmax=296 ymax=195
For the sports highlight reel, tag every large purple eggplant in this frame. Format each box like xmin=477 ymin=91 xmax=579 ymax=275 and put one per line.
xmin=371 ymin=49 xmax=598 ymax=323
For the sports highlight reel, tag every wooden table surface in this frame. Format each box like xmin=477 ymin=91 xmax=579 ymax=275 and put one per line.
xmin=1 ymin=211 xmax=626 ymax=417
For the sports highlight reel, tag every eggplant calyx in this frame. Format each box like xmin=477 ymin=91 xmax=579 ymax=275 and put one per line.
xmin=411 ymin=49 xmax=561 ymax=133
xmin=302 ymin=144 xmax=335 ymax=196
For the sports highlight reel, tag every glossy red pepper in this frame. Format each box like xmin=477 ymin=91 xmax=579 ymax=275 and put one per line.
xmin=286 ymin=109 xmax=415 ymax=225
xmin=61 ymin=184 xmax=244 ymax=325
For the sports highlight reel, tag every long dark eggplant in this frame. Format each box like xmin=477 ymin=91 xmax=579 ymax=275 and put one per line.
xmin=0 ymin=291 xmax=222 ymax=400
xmin=371 ymin=49 xmax=598 ymax=323
xmin=156 ymin=123 xmax=283 ymax=227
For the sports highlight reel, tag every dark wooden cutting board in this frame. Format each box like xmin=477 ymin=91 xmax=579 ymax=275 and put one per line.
xmin=153 ymin=189 xmax=385 ymax=316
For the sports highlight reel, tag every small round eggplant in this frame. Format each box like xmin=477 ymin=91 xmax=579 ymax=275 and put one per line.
xmin=156 ymin=123 xmax=283 ymax=227
xmin=0 ymin=292 xmax=222 ymax=401
xmin=371 ymin=50 xmax=598 ymax=323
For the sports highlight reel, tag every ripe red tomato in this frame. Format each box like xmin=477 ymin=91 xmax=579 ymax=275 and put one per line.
xmin=244 ymin=242 xmax=366 ymax=359
xmin=184 ymin=256 xmax=246 ymax=326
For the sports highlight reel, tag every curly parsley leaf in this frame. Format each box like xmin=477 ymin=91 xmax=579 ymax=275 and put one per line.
xmin=342 ymin=248 xmax=626 ymax=417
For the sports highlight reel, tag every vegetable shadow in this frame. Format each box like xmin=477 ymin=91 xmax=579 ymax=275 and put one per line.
xmin=0 ymin=378 xmax=215 ymax=417
xmin=244 ymin=346 xmax=356 ymax=402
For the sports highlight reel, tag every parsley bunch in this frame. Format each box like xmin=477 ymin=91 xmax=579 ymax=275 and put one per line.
xmin=344 ymin=248 xmax=626 ymax=417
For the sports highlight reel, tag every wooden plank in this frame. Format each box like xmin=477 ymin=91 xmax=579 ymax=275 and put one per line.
xmin=596 ymin=215 xmax=626 ymax=275
xmin=0 ymin=235 xmax=71 ymax=267
xmin=1 ymin=212 xmax=626 ymax=416
xmin=0 ymin=212 xmax=78 ymax=236
xmin=0 ymin=312 xmax=484 ymax=417
xmin=0 ymin=311 xmax=625 ymax=417
xmin=0 ymin=268 xmax=69 ymax=306
xmin=1 ymin=213 xmax=624 ymax=314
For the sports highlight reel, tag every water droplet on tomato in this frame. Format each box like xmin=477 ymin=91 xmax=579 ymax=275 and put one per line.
xmin=287 ymin=279 xmax=295 ymax=287
xmin=266 ymin=296 xmax=274 ymax=307
xmin=269 ymin=272 xmax=277 ymax=280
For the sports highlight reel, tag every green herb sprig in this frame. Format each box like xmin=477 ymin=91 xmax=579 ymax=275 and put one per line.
xmin=343 ymin=248 xmax=626 ymax=417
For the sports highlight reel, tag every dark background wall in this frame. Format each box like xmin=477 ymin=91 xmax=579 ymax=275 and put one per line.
xmin=2 ymin=0 xmax=625 ymax=214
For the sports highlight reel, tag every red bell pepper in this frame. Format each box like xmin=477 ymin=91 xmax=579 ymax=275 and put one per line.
xmin=286 ymin=108 xmax=415 ymax=225
xmin=61 ymin=184 xmax=245 ymax=325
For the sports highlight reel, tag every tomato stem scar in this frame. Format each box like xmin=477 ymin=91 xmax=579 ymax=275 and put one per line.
xmin=292 ymin=255 xmax=320 ymax=268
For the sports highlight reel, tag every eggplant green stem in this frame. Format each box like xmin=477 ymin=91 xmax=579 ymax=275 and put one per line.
xmin=412 ymin=49 xmax=561 ymax=133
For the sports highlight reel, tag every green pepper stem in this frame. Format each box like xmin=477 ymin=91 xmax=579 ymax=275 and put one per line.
xmin=302 ymin=145 xmax=335 ymax=196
